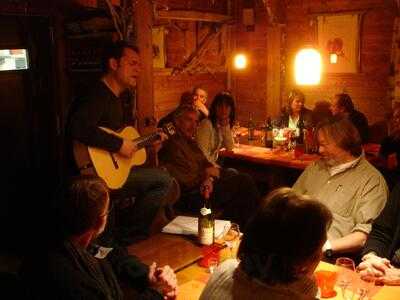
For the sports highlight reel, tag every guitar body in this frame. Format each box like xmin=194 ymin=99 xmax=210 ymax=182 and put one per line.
xmin=73 ymin=123 xmax=175 ymax=190
xmin=74 ymin=126 xmax=146 ymax=190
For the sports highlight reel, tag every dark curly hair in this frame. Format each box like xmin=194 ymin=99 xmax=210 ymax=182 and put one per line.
xmin=334 ymin=93 xmax=355 ymax=113
xmin=208 ymin=92 xmax=236 ymax=128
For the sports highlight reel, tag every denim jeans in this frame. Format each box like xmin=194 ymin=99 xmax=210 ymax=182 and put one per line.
xmin=114 ymin=167 xmax=173 ymax=244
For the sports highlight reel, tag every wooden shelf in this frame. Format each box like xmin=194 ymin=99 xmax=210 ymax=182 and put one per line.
xmin=66 ymin=31 xmax=114 ymax=39
xmin=68 ymin=68 xmax=102 ymax=73
xmin=157 ymin=10 xmax=232 ymax=23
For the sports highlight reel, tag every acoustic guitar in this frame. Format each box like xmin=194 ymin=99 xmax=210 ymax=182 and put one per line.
xmin=73 ymin=123 xmax=175 ymax=190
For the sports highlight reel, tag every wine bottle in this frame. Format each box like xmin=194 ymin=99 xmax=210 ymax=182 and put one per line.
xmin=248 ymin=113 xmax=255 ymax=140
xmin=198 ymin=197 xmax=215 ymax=246
xmin=297 ymin=117 xmax=305 ymax=145
xmin=264 ymin=117 xmax=273 ymax=148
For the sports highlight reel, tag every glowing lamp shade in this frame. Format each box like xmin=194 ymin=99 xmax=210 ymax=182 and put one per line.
xmin=295 ymin=48 xmax=321 ymax=85
xmin=234 ymin=54 xmax=247 ymax=69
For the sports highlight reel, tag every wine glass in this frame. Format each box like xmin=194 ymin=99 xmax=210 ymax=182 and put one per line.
xmin=335 ymin=257 xmax=356 ymax=300
xmin=232 ymin=121 xmax=241 ymax=148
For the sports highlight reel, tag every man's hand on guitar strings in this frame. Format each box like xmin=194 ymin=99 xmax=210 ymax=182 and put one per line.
xmin=119 ymin=139 xmax=138 ymax=158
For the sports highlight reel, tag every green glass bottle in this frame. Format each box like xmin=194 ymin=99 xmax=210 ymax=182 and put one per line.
xmin=198 ymin=198 xmax=215 ymax=246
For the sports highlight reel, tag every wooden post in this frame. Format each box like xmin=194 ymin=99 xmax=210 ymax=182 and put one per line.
xmin=266 ymin=25 xmax=283 ymax=117
xmin=134 ymin=0 xmax=154 ymax=135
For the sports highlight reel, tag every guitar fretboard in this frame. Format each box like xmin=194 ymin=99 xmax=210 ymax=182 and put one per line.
xmin=135 ymin=133 xmax=161 ymax=149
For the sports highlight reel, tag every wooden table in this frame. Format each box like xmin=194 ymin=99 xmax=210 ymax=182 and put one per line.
xmin=127 ymin=233 xmax=399 ymax=299
xmin=177 ymin=260 xmax=400 ymax=300
xmin=127 ymin=233 xmax=203 ymax=272
xmin=220 ymin=145 xmax=319 ymax=170
xmin=220 ymin=143 xmax=381 ymax=171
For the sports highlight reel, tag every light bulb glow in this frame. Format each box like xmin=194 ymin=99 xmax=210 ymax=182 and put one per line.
xmin=234 ymin=54 xmax=247 ymax=69
xmin=295 ymin=48 xmax=321 ymax=85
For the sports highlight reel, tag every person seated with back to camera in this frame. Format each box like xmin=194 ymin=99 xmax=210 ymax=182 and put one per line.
xmin=158 ymin=104 xmax=260 ymax=228
xmin=293 ymin=117 xmax=388 ymax=260
xmin=20 ymin=175 xmax=177 ymax=300
xmin=196 ymin=92 xmax=235 ymax=168
xmin=358 ymin=182 xmax=400 ymax=286
xmin=274 ymin=89 xmax=314 ymax=131
xmin=200 ymin=187 xmax=333 ymax=300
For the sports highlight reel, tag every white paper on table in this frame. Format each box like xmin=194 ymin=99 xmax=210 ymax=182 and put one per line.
xmin=162 ymin=216 xmax=231 ymax=238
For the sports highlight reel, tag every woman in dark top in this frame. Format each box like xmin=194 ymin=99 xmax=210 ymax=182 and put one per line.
xmin=274 ymin=89 xmax=313 ymax=130
xmin=20 ymin=176 xmax=177 ymax=299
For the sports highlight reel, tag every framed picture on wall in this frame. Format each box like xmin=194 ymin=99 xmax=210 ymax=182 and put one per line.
xmin=152 ymin=27 xmax=166 ymax=69
xmin=317 ymin=13 xmax=361 ymax=73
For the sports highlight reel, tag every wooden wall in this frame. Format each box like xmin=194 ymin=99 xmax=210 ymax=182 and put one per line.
xmin=153 ymin=1 xmax=229 ymax=121
xmin=285 ymin=0 xmax=396 ymax=124
xmin=231 ymin=0 xmax=396 ymax=124
xmin=231 ymin=2 xmax=270 ymax=123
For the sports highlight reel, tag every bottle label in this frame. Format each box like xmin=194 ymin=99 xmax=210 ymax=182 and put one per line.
xmin=200 ymin=207 xmax=212 ymax=216
xmin=199 ymin=227 xmax=214 ymax=245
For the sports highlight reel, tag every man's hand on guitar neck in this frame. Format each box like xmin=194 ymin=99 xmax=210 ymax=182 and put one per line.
xmin=152 ymin=129 xmax=169 ymax=153
xmin=119 ymin=139 xmax=138 ymax=158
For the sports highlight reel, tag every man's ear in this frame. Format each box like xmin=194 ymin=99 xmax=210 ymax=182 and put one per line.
xmin=108 ymin=57 xmax=119 ymax=71
xmin=94 ymin=215 xmax=107 ymax=234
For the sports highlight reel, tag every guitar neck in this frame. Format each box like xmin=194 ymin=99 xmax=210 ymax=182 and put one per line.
xmin=134 ymin=132 xmax=161 ymax=149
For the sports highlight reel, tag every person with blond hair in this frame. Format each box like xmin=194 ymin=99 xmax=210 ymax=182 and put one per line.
xmin=293 ymin=117 xmax=387 ymax=257
xmin=275 ymin=89 xmax=313 ymax=130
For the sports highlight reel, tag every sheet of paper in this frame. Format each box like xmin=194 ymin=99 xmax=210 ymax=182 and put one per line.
xmin=162 ymin=216 xmax=231 ymax=238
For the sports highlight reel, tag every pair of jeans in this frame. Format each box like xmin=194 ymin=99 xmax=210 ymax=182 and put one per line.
xmin=113 ymin=167 xmax=173 ymax=244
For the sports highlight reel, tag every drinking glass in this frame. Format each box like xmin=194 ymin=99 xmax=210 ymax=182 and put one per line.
xmin=224 ymin=223 xmax=241 ymax=259
xmin=315 ymin=270 xmax=338 ymax=298
xmin=336 ymin=257 xmax=356 ymax=299
xmin=208 ymin=255 xmax=219 ymax=274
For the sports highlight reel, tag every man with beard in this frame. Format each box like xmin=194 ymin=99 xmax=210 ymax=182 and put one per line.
xmin=293 ymin=118 xmax=387 ymax=258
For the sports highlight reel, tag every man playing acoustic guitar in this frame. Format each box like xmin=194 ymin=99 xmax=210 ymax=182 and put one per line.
xmin=68 ymin=41 xmax=174 ymax=244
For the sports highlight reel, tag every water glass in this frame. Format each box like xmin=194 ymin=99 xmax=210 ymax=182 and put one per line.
xmin=208 ymin=256 xmax=219 ymax=274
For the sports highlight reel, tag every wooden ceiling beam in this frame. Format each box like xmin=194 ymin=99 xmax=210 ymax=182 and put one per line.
xmin=157 ymin=10 xmax=232 ymax=23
